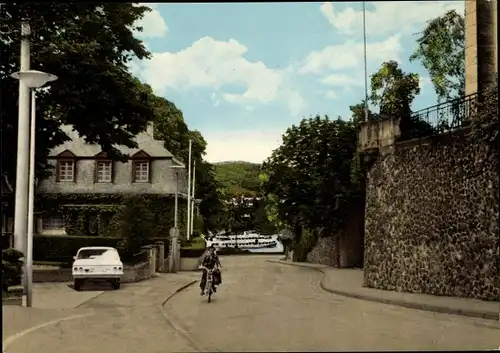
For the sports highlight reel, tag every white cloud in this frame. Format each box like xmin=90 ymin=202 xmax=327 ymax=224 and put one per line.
xmin=204 ymin=129 xmax=283 ymax=163
xmin=320 ymin=1 xmax=464 ymax=37
xmin=299 ymin=35 xmax=403 ymax=75
xmin=134 ymin=5 xmax=168 ymax=38
xmin=324 ymin=90 xmax=338 ymax=99
xmin=419 ymin=76 xmax=432 ymax=90
xmin=210 ymin=92 xmax=221 ymax=107
xmin=134 ymin=36 xmax=306 ymax=115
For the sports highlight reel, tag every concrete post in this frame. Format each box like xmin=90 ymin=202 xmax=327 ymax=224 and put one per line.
xmin=155 ymin=241 xmax=165 ymax=272
xmin=151 ymin=246 xmax=157 ymax=274
xmin=141 ymin=245 xmax=154 ymax=278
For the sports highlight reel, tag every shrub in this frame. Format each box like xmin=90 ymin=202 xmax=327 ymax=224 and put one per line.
xmin=33 ymin=235 xmax=122 ymax=263
xmin=115 ymin=196 xmax=155 ymax=262
xmin=293 ymin=228 xmax=318 ymax=262
xmin=32 ymin=235 xmax=170 ymax=263
xmin=180 ymin=247 xmax=206 ymax=258
xmin=2 ymin=248 xmax=24 ymax=292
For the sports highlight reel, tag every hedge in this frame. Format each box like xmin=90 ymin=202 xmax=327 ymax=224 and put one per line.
xmin=33 ymin=235 xmax=170 ymax=263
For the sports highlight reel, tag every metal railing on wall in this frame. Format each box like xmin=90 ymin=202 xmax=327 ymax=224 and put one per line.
xmin=400 ymin=92 xmax=479 ymax=141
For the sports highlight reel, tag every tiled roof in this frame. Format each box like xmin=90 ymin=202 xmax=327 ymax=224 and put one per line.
xmin=49 ymin=125 xmax=174 ymax=158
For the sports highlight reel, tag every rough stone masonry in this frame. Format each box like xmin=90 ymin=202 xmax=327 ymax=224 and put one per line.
xmin=364 ymin=129 xmax=499 ymax=301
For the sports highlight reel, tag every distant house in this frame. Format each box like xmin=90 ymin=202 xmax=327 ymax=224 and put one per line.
xmin=35 ymin=124 xmax=188 ymax=236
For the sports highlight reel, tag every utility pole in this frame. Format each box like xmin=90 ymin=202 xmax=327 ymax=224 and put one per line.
xmin=362 ymin=0 xmax=369 ymax=122
xmin=186 ymin=140 xmax=192 ymax=241
xmin=190 ymin=160 xmax=196 ymax=236
xmin=14 ymin=21 xmax=31 ymax=255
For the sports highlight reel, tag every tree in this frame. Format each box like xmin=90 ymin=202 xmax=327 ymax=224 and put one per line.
xmin=370 ymin=60 xmax=434 ymax=139
xmin=410 ymin=10 xmax=465 ymax=101
xmin=1 ymin=3 xmax=156 ymax=182
xmin=214 ymin=162 xmax=262 ymax=197
xmin=261 ymin=116 xmax=359 ymax=235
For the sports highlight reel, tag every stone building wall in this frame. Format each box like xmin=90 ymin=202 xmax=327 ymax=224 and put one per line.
xmin=307 ymin=199 xmax=364 ymax=268
xmin=364 ymin=130 xmax=499 ymax=301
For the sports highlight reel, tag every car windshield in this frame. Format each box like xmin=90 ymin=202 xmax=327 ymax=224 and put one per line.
xmin=77 ymin=249 xmax=114 ymax=260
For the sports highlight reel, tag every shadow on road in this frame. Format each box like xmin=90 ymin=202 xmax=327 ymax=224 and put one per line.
xmin=66 ymin=281 xmax=120 ymax=292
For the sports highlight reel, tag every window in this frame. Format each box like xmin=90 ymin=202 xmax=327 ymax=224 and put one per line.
xmin=96 ymin=161 xmax=112 ymax=182
xmin=58 ymin=160 xmax=74 ymax=182
xmin=42 ymin=217 xmax=65 ymax=231
xmin=134 ymin=161 xmax=149 ymax=182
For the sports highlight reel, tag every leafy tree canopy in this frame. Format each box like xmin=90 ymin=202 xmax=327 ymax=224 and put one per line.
xmin=214 ymin=162 xmax=262 ymax=197
xmin=261 ymin=116 xmax=359 ymax=233
xmin=1 ymin=3 xmax=156 ymax=182
xmin=410 ymin=10 xmax=465 ymax=101
xmin=370 ymin=60 xmax=434 ymax=139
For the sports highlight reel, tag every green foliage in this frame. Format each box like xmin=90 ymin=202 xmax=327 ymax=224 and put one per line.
xmin=370 ymin=60 xmax=435 ymax=140
xmin=2 ymin=248 xmax=24 ymax=292
xmin=37 ymin=193 xmax=187 ymax=238
xmin=370 ymin=60 xmax=421 ymax=118
xmin=262 ymin=115 xmax=359 ymax=235
xmin=410 ymin=10 xmax=465 ymax=101
xmin=115 ymin=196 xmax=155 ymax=261
xmin=32 ymin=235 xmax=169 ymax=263
xmin=214 ymin=162 xmax=262 ymax=196
xmin=179 ymin=247 xmax=207 ymax=258
xmin=292 ymin=228 xmax=318 ymax=262
xmin=33 ymin=235 xmax=121 ymax=263
xmin=0 ymin=3 xmax=157 ymax=181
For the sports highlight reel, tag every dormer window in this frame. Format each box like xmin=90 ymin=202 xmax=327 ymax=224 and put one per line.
xmin=131 ymin=150 xmax=151 ymax=183
xmin=96 ymin=161 xmax=112 ymax=182
xmin=56 ymin=150 xmax=77 ymax=182
xmin=134 ymin=161 xmax=149 ymax=182
xmin=59 ymin=161 xmax=75 ymax=182
xmin=94 ymin=152 xmax=113 ymax=183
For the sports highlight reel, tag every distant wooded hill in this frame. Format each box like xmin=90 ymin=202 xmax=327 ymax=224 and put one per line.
xmin=214 ymin=161 xmax=262 ymax=197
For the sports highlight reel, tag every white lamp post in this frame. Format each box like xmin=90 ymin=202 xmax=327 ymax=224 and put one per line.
xmin=186 ymin=139 xmax=192 ymax=241
xmin=11 ymin=69 xmax=58 ymax=307
xmin=170 ymin=163 xmax=185 ymax=273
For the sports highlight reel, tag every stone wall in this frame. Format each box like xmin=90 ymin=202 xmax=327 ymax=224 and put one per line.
xmin=364 ymin=129 xmax=499 ymax=301
xmin=307 ymin=199 xmax=365 ymax=268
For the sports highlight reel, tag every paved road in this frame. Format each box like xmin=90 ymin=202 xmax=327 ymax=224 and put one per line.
xmin=164 ymin=256 xmax=500 ymax=352
xmin=4 ymin=274 xmax=199 ymax=353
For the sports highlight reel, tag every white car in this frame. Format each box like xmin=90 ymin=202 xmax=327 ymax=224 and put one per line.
xmin=72 ymin=246 xmax=124 ymax=291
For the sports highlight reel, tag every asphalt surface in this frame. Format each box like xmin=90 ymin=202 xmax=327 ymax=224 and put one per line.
xmin=164 ymin=256 xmax=500 ymax=352
xmin=4 ymin=256 xmax=500 ymax=352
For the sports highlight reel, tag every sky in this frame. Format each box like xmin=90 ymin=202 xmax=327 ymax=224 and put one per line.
xmin=130 ymin=1 xmax=464 ymax=163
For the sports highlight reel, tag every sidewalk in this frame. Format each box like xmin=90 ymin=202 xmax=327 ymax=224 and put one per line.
xmin=270 ymin=259 xmax=500 ymax=321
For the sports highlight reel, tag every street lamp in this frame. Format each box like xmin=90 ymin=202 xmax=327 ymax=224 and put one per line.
xmin=11 ymin=69 xmax=58 ymax=307
xmin=169 ymin=163 xmax=185 ymax=272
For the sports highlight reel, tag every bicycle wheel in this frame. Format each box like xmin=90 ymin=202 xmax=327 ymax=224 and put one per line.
xmin=207 ymin=281 xmax=212 ymax=303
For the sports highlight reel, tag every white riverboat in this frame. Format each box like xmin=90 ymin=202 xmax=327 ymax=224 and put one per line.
xmin=205 ymin=231 xmax=278 ymax=250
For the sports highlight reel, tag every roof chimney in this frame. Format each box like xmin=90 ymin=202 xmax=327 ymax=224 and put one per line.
xmin=146 ymin=123 xmax=155 ymax=139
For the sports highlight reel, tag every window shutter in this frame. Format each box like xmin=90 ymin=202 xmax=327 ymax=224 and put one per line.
xmin=72 ymin=159 xmax=77 ymax=183
xmin=148 ymin=160 xmax=152 ymax=183
xmin=55 ymin=161 xmax=60 ymax=182
xmin=94 ymin=160 xmax=99 ymax=183
xmin=111 ymin=161 xmax=116 ymax=183
xmin=131 ymin=161 xmax=136 ymax=183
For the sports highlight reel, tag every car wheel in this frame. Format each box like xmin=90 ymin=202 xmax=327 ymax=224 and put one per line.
xmin=74 ymin=278 xmax=84 ymax=291
xmin=112 ymin=279 xmax=121 ymax=290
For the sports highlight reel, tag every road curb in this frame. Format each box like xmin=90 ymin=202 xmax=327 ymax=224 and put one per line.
xmin=268 ymin=260 xmax=499 ymax=321
xmin=158 ymin=280 xmax=215 ymax=353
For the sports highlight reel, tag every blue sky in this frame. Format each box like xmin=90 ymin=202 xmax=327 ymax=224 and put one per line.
xmin=131 ymin=1 xmax=463 ymax=163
